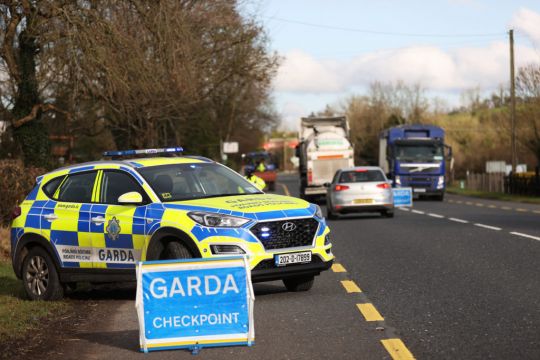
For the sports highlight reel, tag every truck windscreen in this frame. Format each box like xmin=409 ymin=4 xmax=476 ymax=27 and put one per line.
xmin=395 ymin=143 xmax=443 ymax=162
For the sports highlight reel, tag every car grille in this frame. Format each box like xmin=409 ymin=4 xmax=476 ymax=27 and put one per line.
xmin=250 ymin=218 xmax=319 ymax=250
xmin=411 ymin=177 xmax=433 ymax=182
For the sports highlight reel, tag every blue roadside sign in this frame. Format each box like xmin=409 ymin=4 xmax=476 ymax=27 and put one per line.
xmin=393 ymin=187 xmax=413 ymax=207
xmin=135 ymin=257 xmax=255 ymax=353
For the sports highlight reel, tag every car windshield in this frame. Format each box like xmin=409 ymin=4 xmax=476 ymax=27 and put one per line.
xmin=137 ymin=163 xmax=262 ymax=202
xmin=339 ymin=170 xmax=386 ymax=183
xmin=395 ymin=143 xmax=443 ymax=162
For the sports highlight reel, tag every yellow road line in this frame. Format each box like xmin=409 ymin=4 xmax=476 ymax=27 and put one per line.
xmin=357 ymin=303 xmax=384 ymax=321
xmin=280 ymin=183 xmax=291 ymax=196
xmin=341 ymin=280 xmax=362 ymax=293
xmin=332 ymin=263 xmax=347 ymax=272
xmin=381 ymin=339 xmax=415 ymax=360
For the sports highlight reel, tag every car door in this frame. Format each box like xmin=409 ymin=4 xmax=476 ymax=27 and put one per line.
xmin=91 ymin=170 xmax=149 ymax=269
xmin=45 ymin=171 xmax=98 ymax=269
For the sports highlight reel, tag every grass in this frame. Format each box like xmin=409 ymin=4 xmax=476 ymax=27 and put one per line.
xmin=0 ymin=227 xmax=70 ymax=344
xmin=447 ymin=186 xmax=540 ymax=205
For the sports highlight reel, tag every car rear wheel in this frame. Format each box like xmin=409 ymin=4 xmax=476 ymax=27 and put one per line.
xmin=160 ymin=241 xmax=193 ymax=260
xmin=22 ymin=247 xmax=64 ymax=301
xmin=283 ymin=276 xmax=315 ymax=292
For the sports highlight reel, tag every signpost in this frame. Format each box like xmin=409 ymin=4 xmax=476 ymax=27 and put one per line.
xmin=135 ymin=257 xmax=255 ymax=354
xmin=393 ymin=187 xmax=413 ymax=207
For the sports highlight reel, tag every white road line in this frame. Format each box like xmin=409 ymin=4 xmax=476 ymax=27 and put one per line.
xmin=474 ymin=223 xmax=502 ymax=231
xmin=449 ymin=217 xmax=469 ymax=223
xmin=509 ymin=232 xmax=540 ymax=242
xmin=411 ymin=210 xmax=425 ymax=214
xmin=427 ymin=213 xmax=444 ymax=218
xmin=398 ymin=207 xmax=410 ymax=212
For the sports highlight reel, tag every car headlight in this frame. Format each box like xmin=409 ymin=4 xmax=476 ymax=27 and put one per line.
xmin=314 ymin=205 xmax=323 ymax=219
xmin=395 ymin=176 xmax=401 ymax=186
xmin=188 ymin=212 xmax=250 ymax=227
xmin=437 ymin=176 xmax=445 ymax=189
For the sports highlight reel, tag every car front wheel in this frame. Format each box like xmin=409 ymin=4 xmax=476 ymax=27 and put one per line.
xmin=22 ymin=247 xmax=64 ymax=301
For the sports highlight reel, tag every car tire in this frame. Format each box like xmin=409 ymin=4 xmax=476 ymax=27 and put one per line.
xmin=383 ymin=210 xmax=394 ymax=218
xmin=161 ymin=241 xmax=193 ymax=260
xmin=22 ymin=247 xmax=64 ymax=301
xmin=326 ymin=206 xmax=338 ymax=220
xmin=283 ymin=276 xmax=315 ymax=292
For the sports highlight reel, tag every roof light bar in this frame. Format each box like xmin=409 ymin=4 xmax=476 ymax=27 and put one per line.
xmin=103 ymin=147 xmax=184 ymax=157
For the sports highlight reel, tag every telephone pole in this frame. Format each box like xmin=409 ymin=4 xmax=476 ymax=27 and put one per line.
xmin=509 ymin=29 xmax=517 ymax=173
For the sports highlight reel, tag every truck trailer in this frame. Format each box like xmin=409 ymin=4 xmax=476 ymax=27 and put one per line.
xmin=296 ymin=115 xmax=354 ymax=199
xmin=379 ymin=124 xmax=452 ymax=201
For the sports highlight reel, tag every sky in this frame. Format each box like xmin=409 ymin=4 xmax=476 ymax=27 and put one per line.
xmin=243 ymin=0 xmax=540 ymax=130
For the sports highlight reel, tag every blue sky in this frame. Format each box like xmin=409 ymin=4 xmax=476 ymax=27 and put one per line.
xmin=243 ymin=0 xmax=540 ymax=129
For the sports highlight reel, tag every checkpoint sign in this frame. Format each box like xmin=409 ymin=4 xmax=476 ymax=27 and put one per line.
xmin=393 ymin=187 xmax=413 ymax=207
xmin=135 ymin=257 xmax=255 ymax=353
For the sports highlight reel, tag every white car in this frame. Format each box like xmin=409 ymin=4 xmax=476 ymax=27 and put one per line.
xmin=325 ymin=166 xmax=394 ymax=219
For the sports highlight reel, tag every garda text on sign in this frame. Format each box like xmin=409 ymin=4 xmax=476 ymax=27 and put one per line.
xmin=393 ymin=187 xmax=413 ymax=207
xmin=135 ymin=257 xmax=255 ymax=353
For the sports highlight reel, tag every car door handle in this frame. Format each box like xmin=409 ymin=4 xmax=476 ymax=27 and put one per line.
xmin=43 ymin=213 xmax=58 ymax=222
xmin=91 ymin=216 xmax=106 ymax=224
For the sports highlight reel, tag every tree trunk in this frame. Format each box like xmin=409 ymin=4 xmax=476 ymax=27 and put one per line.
xmin=12 ymin=29 xmax=50 ymax=167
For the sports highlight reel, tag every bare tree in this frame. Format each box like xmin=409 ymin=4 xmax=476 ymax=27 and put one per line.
xmin=516 ymin=63 xmax=540 ymax=165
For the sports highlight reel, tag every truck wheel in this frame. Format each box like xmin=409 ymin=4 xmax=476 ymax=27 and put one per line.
xmin=283 ymin=276 xmax=315 ymax=292
xmin=382 ymin=210 xmax=394 ymax=218
xmin=160 ymin=241 xmax=193 ymax=260
xmin=22 ymin=247 xmax=64 ymax=301
xmin=436 ymin=194 xmax=444 ymax=201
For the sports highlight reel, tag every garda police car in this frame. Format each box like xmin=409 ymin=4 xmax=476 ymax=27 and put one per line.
xmin=11 ymin=148 xmax=334 ymax=300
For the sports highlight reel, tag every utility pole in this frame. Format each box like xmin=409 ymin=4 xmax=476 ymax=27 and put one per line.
xmin=509 ymin=29 xmax=517 ymax=173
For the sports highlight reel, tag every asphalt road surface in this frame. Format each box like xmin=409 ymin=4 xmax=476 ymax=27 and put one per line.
xmin=43 ymin=174 xmax=539 ymax=359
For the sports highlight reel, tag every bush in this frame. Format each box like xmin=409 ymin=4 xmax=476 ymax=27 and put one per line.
xmin=0 ymin=160 xmax=46 ymax=227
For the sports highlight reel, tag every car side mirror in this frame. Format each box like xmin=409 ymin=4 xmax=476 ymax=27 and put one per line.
xmin=118 ymin=191 xmax=143 ymax=205
xmin=323 ymin=182 xmax=331 ymax=188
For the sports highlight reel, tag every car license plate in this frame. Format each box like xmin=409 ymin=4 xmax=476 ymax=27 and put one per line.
xmin=275 ymin=251 xmax=312 ymax=266
xmin=413 ymin=188 xmax=426 ymax=193
xmin=353 ymin=198 xmax=373 ymax=204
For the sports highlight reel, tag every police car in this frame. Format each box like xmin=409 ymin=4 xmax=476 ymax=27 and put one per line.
xmin=11 ymin=148 xmax=334 ymax=300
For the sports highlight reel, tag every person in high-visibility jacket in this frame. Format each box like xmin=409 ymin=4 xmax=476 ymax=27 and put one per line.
xmin=244 ymin=167 xmax=266 ymax=190
xmin=256 ymin=160 xmax=266 ymax=173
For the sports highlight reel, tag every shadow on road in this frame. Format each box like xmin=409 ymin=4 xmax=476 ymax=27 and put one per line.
xmin=76 ymin=329 xmax=140 ymax=353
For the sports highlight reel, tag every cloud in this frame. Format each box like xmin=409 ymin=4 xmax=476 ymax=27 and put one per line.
xmin=274 ymin=41 xmax=539 ymax=95
xmin=510 ymin=8 xmax=540 ymax=44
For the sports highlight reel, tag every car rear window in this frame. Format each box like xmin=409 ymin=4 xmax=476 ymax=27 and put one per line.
xmin=339 ymin=170 xmax=385 ymax=183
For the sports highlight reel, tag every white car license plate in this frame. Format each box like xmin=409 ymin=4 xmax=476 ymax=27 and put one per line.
xmin=413 ymin=188 xmax=426 ymax=193
xmin=275 ymin=251 xmax=312 ymax=266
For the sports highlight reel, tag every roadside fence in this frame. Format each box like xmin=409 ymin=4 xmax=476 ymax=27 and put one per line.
xmin=466 ymin=173 xmax=505 ymax=193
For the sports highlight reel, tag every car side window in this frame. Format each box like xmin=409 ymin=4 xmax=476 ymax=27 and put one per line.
xmin=101 ymin=171 xmax=146 ymax=205
xmin=57 ymin=172 xmax=97 ymax=203
xmin=43 ymin=175 xmax=66 ymax=198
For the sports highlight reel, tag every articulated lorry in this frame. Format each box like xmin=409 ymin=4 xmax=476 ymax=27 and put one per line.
xmin=379 ymin=124 xmax=452 ymax=200
xmin=296 ymin=115 xmax=354 ymax=199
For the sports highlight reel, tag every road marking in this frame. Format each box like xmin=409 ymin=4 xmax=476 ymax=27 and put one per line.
xmin=456 ymin=200 xmax=463 ymax=204
xmin=280 ymin=183 xmax=291 ymax=196
xmin=510 ymin=232 xmax=540 ymax=241
xmin=475 ymin=203 xmax=484 ymax=207
xmin=474 ymin=223 xmax=502 ymax=231
xmin=341 ymin=280 xmax=362 ymax=293
xmin=381 ymin=339 xmax=415 ymax=360
xmin=534 ymin=210 xmax=540 ymax=214
xmin=488 ymin=205 xmax=497 ymax=209
xmin=448 ymin=199 xmax=455 ymax=203
xmin=332 ymin=263 xmax=347 ymax=273
xmin=501 ymin=206 xmax=512 ymax=210
xmin=516 ymin=208 xmax=529 ymax=212
xmin=449 ymin=217 xmax=469 ymax=224
xmin=398 ymin=207 xmax=410 ymax=212
xmin=357 ymin=303 xmax=384 ymax=321
xmin=411 ymin=210 xmax=424 ymax=215
xmin=427 ymin=213 xmax=444 ymax=218
xmin=466 ymin=201 xmax=474 ymax=205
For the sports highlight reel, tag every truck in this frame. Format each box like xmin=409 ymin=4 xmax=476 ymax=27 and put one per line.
xmin=243 ymin=151 xmax=278 ymax=191
xmin=379 ymin=124 xmax=452 ymax=201
xmin=296 ymin=115 xmax=354 ymax=199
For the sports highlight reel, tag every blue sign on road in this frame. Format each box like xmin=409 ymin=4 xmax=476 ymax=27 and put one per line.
xmin=393 ymin=187 xmax=413 ymax=207
xmin=135 ymin=257 xmax=255 ymax=353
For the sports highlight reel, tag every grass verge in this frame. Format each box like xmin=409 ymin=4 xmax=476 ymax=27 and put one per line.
xmin=0 ymin=227 xmax=71 ymax=352
xmin=447 ymin=186 xmax=540 ymax=205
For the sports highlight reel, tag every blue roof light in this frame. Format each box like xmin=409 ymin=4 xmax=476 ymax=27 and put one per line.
xmin=103 ymin=147 xmax=184 ymax=157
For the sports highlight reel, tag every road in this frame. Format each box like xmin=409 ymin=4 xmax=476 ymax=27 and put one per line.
xmin=42 ymin=174 xmax=540 ymax=359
